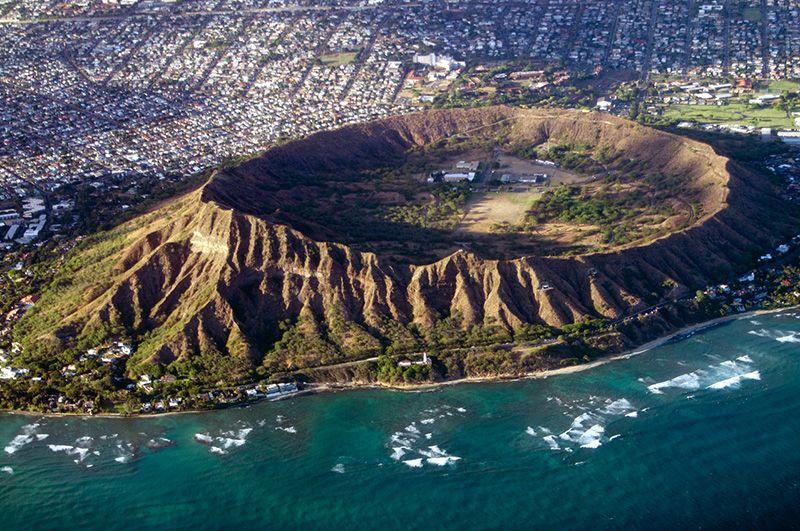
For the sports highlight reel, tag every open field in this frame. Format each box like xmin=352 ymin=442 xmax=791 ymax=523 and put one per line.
xmin=762 ymin=80 xmax=800 ymax=93
xmin=456 ymin=191 xmax=540 ymax=234
xmin=742 ymin=6 xmax=762 ymax=21
xmin=320 ymin=50 xmax=359 ymax=66
xmin=663 ymin=103 xmax=794 ymax=129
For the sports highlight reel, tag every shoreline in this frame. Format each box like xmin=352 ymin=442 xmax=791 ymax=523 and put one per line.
xmin=305 ymin=305 xmax=796 ymax=395
xmin=2 ymin=305 xmax=795 ymax=419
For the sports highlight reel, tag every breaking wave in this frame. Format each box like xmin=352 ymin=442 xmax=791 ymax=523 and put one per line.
xmin=648 ymin=356 xmax=760 ymax=395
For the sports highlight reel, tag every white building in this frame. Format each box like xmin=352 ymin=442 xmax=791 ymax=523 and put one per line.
xmin=412 ymin=53 xmax=465 ymax=71
xmin=443 ymin=172 xmax=475 ymax=182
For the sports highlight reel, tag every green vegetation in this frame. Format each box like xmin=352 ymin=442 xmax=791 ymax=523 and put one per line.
xmin=662 ymin=103 xmax=795 ymax=129
xmin=512 ymin=142 xmax=607 ymax=175
xmin=742 ymin=6 xmax=762 ymax=21
xmin=763 ymin=80 xmax=800 ymax=94
xmin=527 ymin=175 xmax=684 ymax=246
xmin=374 ymin=355 xmax=431 ymax=384
xmin=320 ymin=50 xmax=359 ymax=67
xmin=12 ymin=225 xmax=136 ymax=362
xmin=382 ymin=186 xmax=469 ymax=231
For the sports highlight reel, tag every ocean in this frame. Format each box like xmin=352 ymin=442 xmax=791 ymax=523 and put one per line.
xmin=2 ymin=311 xmax=800 ymax=530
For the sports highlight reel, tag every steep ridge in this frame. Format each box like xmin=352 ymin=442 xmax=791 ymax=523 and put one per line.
xmin=16 ymin=107 xmax=800 ymax=373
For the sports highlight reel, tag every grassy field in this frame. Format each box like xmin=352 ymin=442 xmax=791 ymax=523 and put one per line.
xmin=663 ymin=103 xmax=794 ymax=128
xmin=742 ymin=7 xmax=762 ymax=21
xmin=762 ymin=80 xmax=800 ymax=93
xmin=456 ymin=191 xmax=540 ymax=234
xmin=320 ymin=51 xmax=359 ymax=66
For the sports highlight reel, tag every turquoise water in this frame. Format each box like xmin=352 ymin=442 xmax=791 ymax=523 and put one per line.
xmin=2 ymin=312 xmax=800 ymax=530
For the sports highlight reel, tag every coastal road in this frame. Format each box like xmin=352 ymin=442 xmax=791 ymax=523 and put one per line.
xmin=292 ymin=337 xmax=563 ymax=377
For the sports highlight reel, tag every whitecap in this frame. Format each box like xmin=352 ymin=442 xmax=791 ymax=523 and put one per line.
xmin=194 ymin=433 xmax=213 ymax=444
xmin=648 ymin=372 xmax=701 ymax=394
xmin=218 ymin=437 xmax=246 ymax=449
xmin=405 ymin=424 xmax=420 ymax=434
xmin=146 ymin=437 xmax=173 ymax=449
xmin=707 ymin=370 xmax=760 ymax=390
xmin=48 ymin=444 xmax=89 ymax=462
xmin=559 ymin=413 xmax=596 ymax=441
xmin=427 ymin=456 xmax=461 ymax=466
xmin=577 ymin=425 xmax=604 ymax=449
xmin=4 ymin=423 xmax=42 ymax=454
xmin=456 ymin=407 xmax=467 ymax=413
xmin=1 ymin=466 xmax=12 ymax=474
xmin=776 ymin=333 xmax=800 ymax=343
xmin=35 ymin=434 xmax=49 ymax=441
xmin=625 ymin=411 xmax=638 ymax=418
xmin=418 ymin=445 xmax=447 ymax=458
xmin=525 ymin=426 xmax=537 ymax=436
xmin=114 ymin=456 xmax=129 ymax=464
xmin=403 ymin=458 xmax=423 ymax=468
xmin=71 ymin=448 xmax=89 ymax=462
xmin=390 ymin=433 xmax=414 ymax=446
xmin=48 ymin=444 xmax=73 ymax=452
xmin=542 ymin=435 xmax=560 ymax=450
xmin=424 ymin=433 xmax=432 ymax=440
xmin=209 ymin=446 xmax=227 ymax=455
xmin=737 ymin=355 xmax=754 ymax=363
xmin=600 ymin=398 xmax=635 ymax=416
xmin=419 ymin=418 xmax=435 ymax=425
xmin=4 ymin=435 xmax=34 ymax=455
xmin=331 ymin=463 xmax=346 ymax=474
xmin=275 ymin=426 xmax=297 ymax=434
xmin=609 ymin=434 xmax=621 ymax=441
xmin=390 ymin=447 xmax=408 ymax=460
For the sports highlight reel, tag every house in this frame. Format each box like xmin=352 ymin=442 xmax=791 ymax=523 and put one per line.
xmin=739 ymin=271 xmax=756 ymax=282
xmin=404 ymin=70 xmax=424 ymax=87
xmin=455 ymin=160 xmax=480 ymax=172
xmin=596 ymin=98 xmax=612 ymax=112
xmin=0 ymin=366 xmax=28 ymax=380
xmin=501 ymin=173 xmax=547 ymax=184
xmin=398 ymin=352 xmax=431 ymax=367
xmin=137 ymin=374 xmax=153 ymax=391
xmin=443 ymin=172 xmax=475 ymax=183
xmin=0 ymin=210 xmax=18 ymax=221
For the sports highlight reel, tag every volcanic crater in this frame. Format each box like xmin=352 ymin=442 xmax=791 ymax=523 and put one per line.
xmin=15 ymin=107 xmax=800 ymax=375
